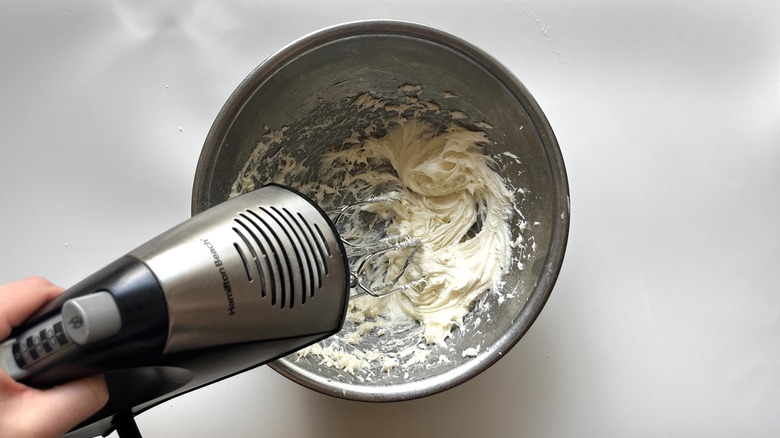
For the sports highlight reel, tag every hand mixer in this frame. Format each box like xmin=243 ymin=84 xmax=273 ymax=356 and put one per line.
xmin=0 ymin=183 xmax=420 ymax=438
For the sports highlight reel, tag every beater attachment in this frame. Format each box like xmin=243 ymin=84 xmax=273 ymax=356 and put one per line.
xmin=328 ymin=194 xmax=425 ymax=298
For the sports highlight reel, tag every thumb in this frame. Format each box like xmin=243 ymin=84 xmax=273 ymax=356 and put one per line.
xmin=25 ymin=374 xmax=109 ymax=438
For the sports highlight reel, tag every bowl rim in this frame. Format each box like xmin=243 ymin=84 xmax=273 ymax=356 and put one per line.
xmin=191 ymin=19 xmax=570 ymax=402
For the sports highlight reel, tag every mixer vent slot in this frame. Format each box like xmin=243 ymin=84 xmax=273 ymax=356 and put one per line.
xmin=232 ymin=242 xmax=253 ymax=282
xmin=231 ymin=205 xmax=332 ymax=309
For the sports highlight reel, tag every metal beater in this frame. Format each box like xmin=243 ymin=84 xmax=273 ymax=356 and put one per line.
xmin=328 ymin=193 xmax=425 ymax=298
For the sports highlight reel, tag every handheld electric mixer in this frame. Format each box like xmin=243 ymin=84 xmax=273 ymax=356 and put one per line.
xmin=0 ymin=184 xmax=415 ymax=437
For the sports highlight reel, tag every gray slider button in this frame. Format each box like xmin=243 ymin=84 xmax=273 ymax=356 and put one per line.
xmin=62 ymin=291 xmax=122 ymax=346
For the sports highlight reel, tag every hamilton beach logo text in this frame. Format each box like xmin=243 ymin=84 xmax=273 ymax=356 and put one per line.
xmin=201 ymin=239 xmax=236 ymax=316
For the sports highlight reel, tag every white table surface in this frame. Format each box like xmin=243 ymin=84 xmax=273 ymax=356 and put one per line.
xmin=2 ymin=1 xmax=779 ymax=437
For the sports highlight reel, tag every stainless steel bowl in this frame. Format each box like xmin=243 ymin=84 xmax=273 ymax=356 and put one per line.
xmin=192 ymin=20 xmax=569 ymax=401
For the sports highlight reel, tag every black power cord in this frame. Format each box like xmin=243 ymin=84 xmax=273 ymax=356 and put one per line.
xmin=113 ymin=410 xmax=143 ymax=438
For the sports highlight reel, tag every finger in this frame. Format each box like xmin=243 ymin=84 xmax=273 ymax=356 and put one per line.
xmin=0 ymin=277 xmax=64 ymax=338
xmin=22 ymin=374 xmax=109 ymax=438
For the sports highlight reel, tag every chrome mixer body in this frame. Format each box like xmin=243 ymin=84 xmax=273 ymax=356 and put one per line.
xmin=0 ymin=184 xmax=413 ymax=437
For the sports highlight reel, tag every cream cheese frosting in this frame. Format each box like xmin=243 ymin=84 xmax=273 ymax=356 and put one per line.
xmin=320 ymin=120 xmax=514 ymax=345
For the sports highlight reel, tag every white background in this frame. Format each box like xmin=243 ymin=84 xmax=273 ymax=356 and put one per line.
xmin=1 ymin=1 xmax=779 ymax=436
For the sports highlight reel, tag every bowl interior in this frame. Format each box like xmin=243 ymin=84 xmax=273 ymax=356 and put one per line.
xmin=192 ymin=21 xmax=568 ymax=401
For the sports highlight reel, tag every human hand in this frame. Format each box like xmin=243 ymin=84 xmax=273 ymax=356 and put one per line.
xmin=0 ymin=277 xmax=108 ymax=438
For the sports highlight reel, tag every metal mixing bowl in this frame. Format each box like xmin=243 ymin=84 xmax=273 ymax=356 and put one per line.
xmin=192 ymin=20 xmax=569 ymax=401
